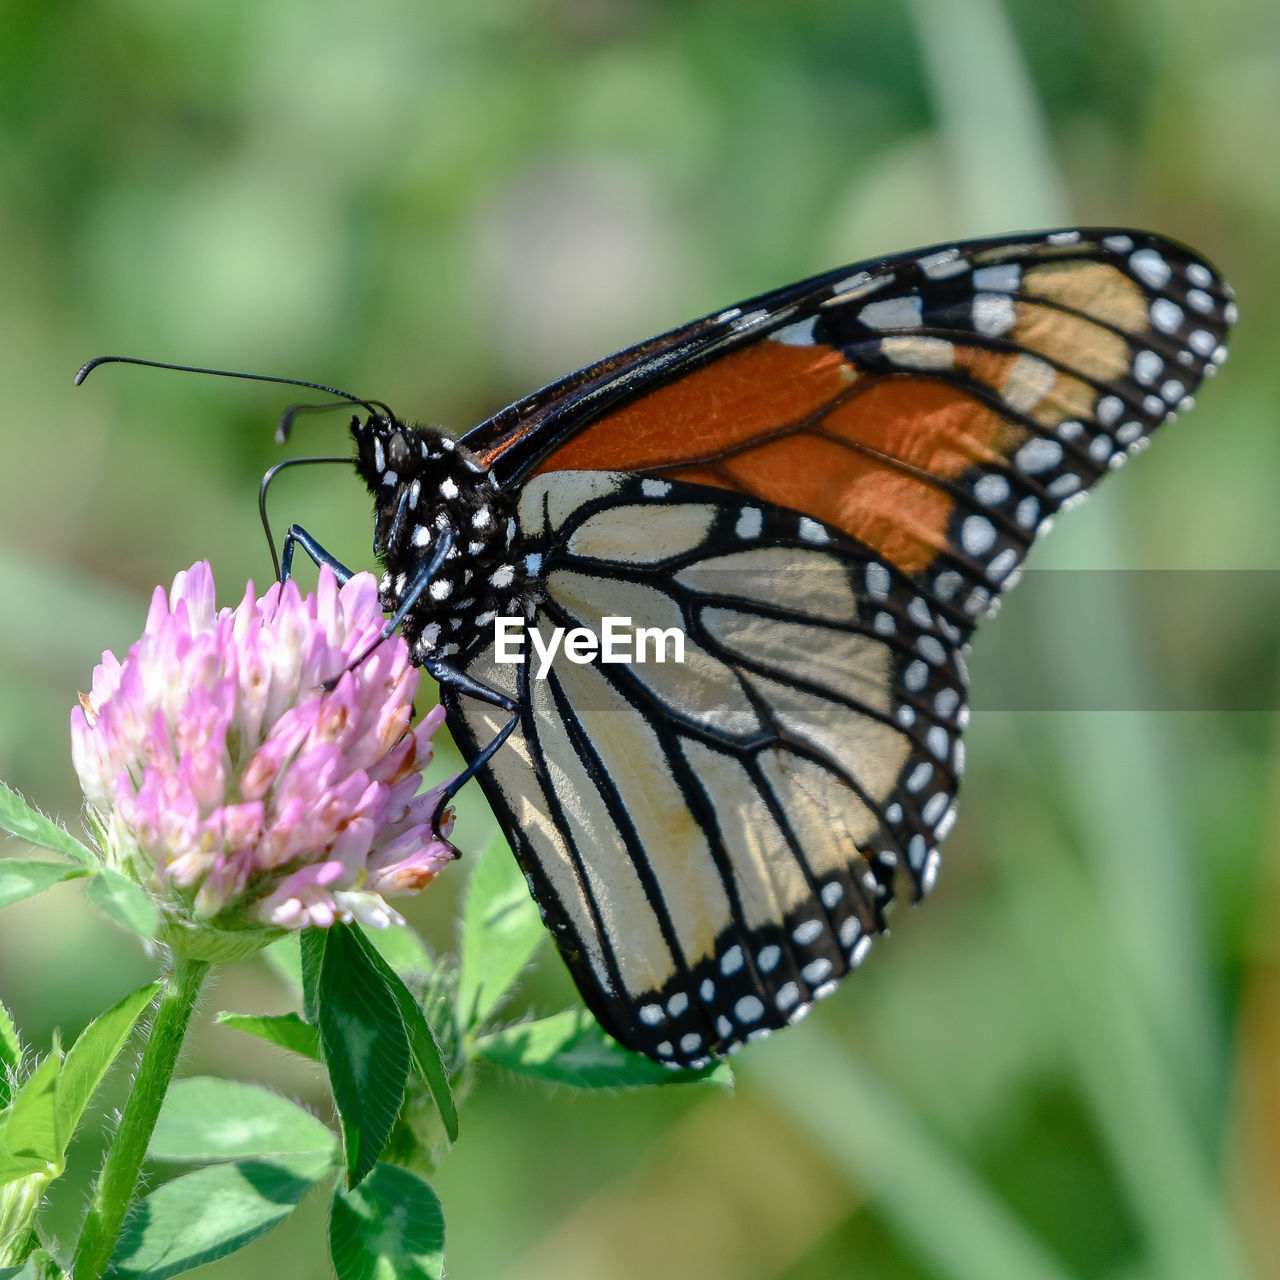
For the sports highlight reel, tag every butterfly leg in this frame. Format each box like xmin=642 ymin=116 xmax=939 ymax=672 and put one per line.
xmin=317 ymin=531 xmax=457 ymax=691
xmin=279 ymin=524 xmax=355 ymax=585
xmin=422 ymin=658 xmax=520 ymax=837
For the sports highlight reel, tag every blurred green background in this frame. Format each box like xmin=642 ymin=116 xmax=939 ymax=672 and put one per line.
xmin=2 ymin=0 xmax=1278 ymax=1276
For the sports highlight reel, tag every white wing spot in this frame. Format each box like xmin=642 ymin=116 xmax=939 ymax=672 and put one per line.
xmin=772 ymin=316 xmax=819 ymax=346
xmin=641 ymin=479 xmax=671 ymax=498
xmin=1133 ymin=350 xmax=1163 ymax=385
xmin=1015 ymin=437 xmax=1063 ymax=474
xmin=917 ymin=635 xmax=947 ymax=664
xmin=734 ymin=995 xmax=765 ymax=1024
xmin=1129 ymin=247 xmax=1172 ymax=288
xmin=904 ymin=659 xmax=929 ymax=692
xmin=917 ymin=247 xmax=967 ymax=278
xmin=1097 ymin=394 xmax=1125 ymax=426
xmin=907 ymin=761 xmax=933 ymax=792
xmin=973 ymin=263 xmax=1021 ymax=292
xmin=961 ymin=514 xmax=997 ymax=556
xmin=973 ymin=292 xmax=1016 ymax=337
xmin=720 ymin=945 xmax=744 ymax=975
xmin=1151 ymin=297 xmax=1184 ymax=334
xmin=880 ymin=335 xmax=955 ymax=370
xmin=735 ymin=507 xmax=763 ymax=539
xmin=974 ymin=473 xmax=1010 ymax=506
xmin=792 ymin=919 xmax=823 ymax=946
xmin=907 ymin=596 xmax=933 ymax=628
xmin=860 ymin=295 xmax=923 ymax=330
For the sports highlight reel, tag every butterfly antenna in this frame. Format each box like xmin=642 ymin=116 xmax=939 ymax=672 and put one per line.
xmin=259 ymin=455 xmax=357 ymax=581
xmin=74 ymin=356 xmax=396 ymax=432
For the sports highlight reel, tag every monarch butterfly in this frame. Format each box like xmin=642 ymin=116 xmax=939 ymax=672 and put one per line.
xmin=81 ymin=228 xmax=1235 ymax=1068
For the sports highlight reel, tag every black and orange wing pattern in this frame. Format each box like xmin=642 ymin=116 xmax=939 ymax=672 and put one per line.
xmin=445 ymin=229 xmax=1234 ymax=1066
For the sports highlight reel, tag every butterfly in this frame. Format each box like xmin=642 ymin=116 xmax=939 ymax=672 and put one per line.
xmin=88 ymin=228 xmax=1235 ymax=1068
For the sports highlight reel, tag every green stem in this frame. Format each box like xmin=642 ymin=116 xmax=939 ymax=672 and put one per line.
xmin=71 ymin=952 xmax=210 ymax=1280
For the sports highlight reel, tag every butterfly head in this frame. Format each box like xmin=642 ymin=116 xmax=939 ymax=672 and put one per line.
xmin=350 ymin=414 xmax=527 ymax=661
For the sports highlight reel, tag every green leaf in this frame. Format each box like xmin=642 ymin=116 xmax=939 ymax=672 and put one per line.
xmin=0 ymin=1248 xmax=65 ymax=1279
xmin=109 ymin=1155 xmax=331 ymax=1279
xmin=57 ymin=981 xmax=159 ymax=1144
xmin=150 ymin=1078 xmax=336 ymax=1164
xmin=476 ymin=1009 xmax=734 ymax=1090
xmin=314 ymin=926 xmax=410 ymax=1188
xmin=0 ymin=783 xmax=95 ymax=867
xmin=329 ymin=1162 xmax=444 ymax=1280
xmin=0 ymin=1052 xmax=63 ymax=1181
xmin=347 ymin=929 xmax=458 ymax=1145
xmin=299 ymin=929 xmax=324 ymax=1025
xmin=84 ymin=869 xmax=159 ymax=941
xmin=0 ymin=861 xmax=89 ymax=911
xmin=457 ymin=832 xmax=545 ymax=1031
xmin=214 ymin=1012 xmax=322 ymax=1063
xmin=0 ymin=1246 xmax=66 ymax=1280
xmin=0 ymin=1000 xmax=21 ymax=1111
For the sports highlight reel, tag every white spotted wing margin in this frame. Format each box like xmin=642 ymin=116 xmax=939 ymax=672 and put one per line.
xmin=442 ymin=472 xmax=970 ymax=1068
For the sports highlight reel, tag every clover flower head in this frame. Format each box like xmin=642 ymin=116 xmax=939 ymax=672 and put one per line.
xmin=70 ymin=561 xmax=455 ymax=952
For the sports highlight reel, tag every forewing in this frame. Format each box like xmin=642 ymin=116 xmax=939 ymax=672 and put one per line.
xmin=467 ymin=229 xmax=1233 ymax=617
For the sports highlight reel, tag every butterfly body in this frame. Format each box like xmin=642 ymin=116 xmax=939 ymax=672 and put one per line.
xmin=289 ymin=228 xmax=1232 ymax=1067
xmin=350 ymin=419 xmax=531 ymax=661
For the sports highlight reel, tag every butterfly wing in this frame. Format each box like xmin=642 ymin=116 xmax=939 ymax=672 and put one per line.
xmin=446 ymin=229 xmax=1234 ymax=1063
xmin=450 ymin=473 xmax=966 ymax=1064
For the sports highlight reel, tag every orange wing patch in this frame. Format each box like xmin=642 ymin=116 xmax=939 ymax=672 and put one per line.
xmin=535 ymin=339 xmax=858 ymax=473
xmin=536 ymin=338 xmax=1021 ymax=577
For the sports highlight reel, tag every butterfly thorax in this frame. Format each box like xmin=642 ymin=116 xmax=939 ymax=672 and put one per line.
xmin=351 ymin=416 xmax=528 ymax=662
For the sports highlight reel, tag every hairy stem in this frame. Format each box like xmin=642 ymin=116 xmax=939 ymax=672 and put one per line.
xmin=71 ymin=952 xmax=209 ymax=1280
